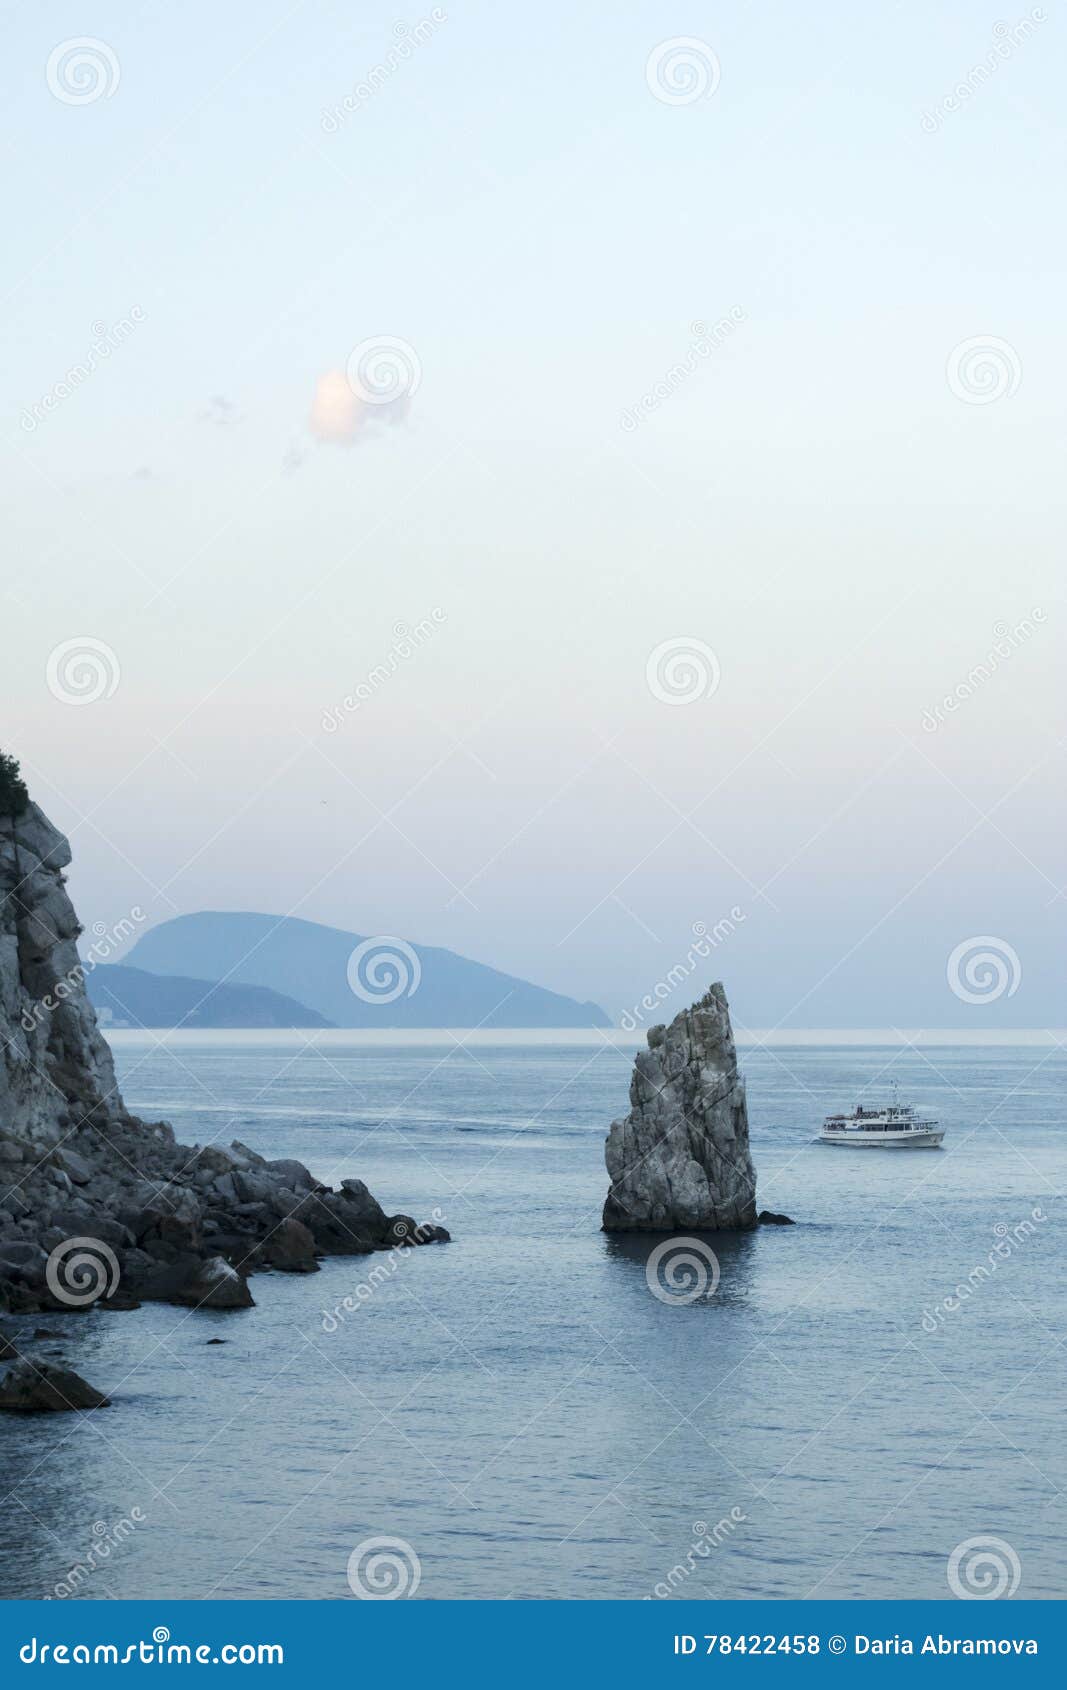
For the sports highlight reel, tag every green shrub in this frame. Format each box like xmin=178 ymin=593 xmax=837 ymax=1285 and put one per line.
xmin=0 ymin=750 xmax=30 ymax=818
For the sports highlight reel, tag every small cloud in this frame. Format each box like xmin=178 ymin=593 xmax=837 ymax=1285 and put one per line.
xmin=308 ymin=368 xmax=413 ymax=447
xmin=132 ymin=464 xmax=153 ymax=480
xmin=309 ymin=369 xmax=363 ymax=444
xmin=282 ymin=442 xmax=306 ymax=475
xmin=199 ymin=394 xmax=241 ymax=426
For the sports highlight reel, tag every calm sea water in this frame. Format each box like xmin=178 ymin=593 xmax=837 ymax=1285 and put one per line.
xmin=2 ymin=1039 xmax=1063 ymax=1601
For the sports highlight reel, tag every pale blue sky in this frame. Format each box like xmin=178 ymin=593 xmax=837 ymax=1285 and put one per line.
xmin=3 ymin=1 xmax=1064 ymax=1026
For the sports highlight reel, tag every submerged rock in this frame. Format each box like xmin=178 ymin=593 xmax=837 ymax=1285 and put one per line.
xmin=603 ymin=984 xmax=757 ymax=1232
xmin=0 ymin=1358 xmax=109 ymax=1412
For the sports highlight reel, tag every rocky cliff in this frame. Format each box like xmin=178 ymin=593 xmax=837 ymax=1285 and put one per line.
xmin=1 ymin=799 xmax=446 ymax=1319
xmin=603 ymin=984 xmax=757 ymax=1231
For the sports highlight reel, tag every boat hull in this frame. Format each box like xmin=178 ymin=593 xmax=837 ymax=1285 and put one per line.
xmin=819 ymin=1129 xmax=944 ymax=1148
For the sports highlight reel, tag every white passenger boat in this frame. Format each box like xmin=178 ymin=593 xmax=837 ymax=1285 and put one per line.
xmin=820 ymin=1097 xmax=944 ymax=1148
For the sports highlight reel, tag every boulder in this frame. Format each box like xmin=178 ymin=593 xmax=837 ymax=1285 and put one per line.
xmin=119 ymin=1182 xmax=202 ymax=1257
xmin=263 ymin=1217 xmax=318 ymax=1273
xmin=266 ymin=1158 xmax=318 ymax=1190
xmin=383 ymin=1215 xmax=420 ymax=1248
xmin=168 ymin=1255 xmax=255 ymax=1310
xmin=53 ymin=1148 xmax=93 ymax=1185
xmin=603 ymin=984 xmax=758 ymax=1232
xmin=0 ymin=1358 xmax=109 ymax=1412
xmin=193 ymin=1146 xmax=237 ymax=1176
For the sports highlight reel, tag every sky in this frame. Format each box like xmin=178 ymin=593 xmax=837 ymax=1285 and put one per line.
xmin=2 ymin=0 xmax=1064 ymax=1030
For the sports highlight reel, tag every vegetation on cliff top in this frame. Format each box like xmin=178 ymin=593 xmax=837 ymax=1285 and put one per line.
xmin=0 ymin=750 xmax=29 ymax=818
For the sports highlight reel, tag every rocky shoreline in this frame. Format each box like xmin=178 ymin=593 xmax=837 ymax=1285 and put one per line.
xmin=1 ymin=792 xmax=447 ymax=1408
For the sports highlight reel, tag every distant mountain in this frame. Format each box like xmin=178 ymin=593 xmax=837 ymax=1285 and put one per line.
xmin=87 ymin=962 xmax=332 ymax=1030
xmin=125 ymin=912 xmax=611 ymax=1029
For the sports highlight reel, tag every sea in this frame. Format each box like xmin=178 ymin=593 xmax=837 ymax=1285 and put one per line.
xmin=1 ymin=1036 xmax=1063 ymax=1601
